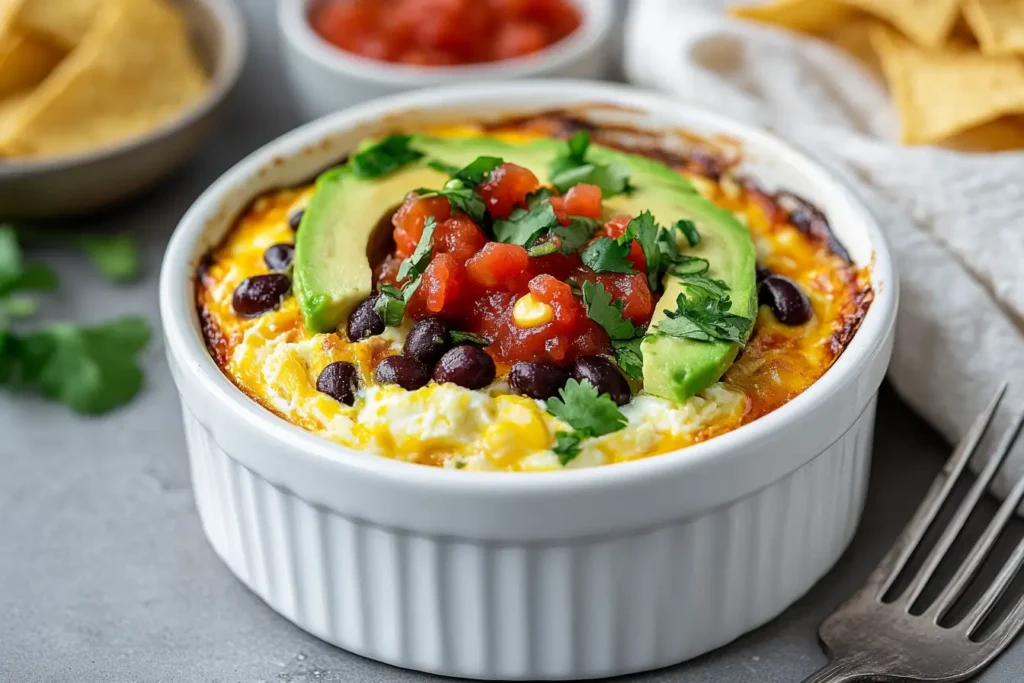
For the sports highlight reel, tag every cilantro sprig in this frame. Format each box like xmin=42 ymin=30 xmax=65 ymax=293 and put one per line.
xmin=374 ymin=280 xmax=420 ymax=328
xmin=655 ymin=276 xmax=753 ymax=344
xmin=414 ymin=185 xmax=487 ymax=223
xmin=450 ymin=331 xmax=491 ymax=346
xmin=549 ymin=132 xmax=633 ymax=197
xmin=81 ymin=235 xmax=142 ymax=283
xmin=493 ymin=202 xmax=560 ymax=246
xmin=581 ymin=280 xmax=637 ymax=341
xmin=397 ymin=217 xmax=436 ymax=281
xmin=352 ymin=135 xmax=424 ymax=178
xmin=546 ymin=379 xmax=628 ymax=465
xmin=611 ymin=337 xmax=644 ymax=381
xmin=580 ymin=237 xmax=636 ymax=274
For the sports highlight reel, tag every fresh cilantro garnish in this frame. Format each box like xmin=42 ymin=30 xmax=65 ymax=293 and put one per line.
xmin=526 ymin=239 xmax=559 ymax=257
xmin=581 ymin=280 xmax=637 ymax=340
xmin=1 ymin=316 xmax=150 ymax=414
xmin=553 ymin=430 xmax=585 ymax=466
xmin=612 ymin=337 xmax=644 ymax=380
xmin=622 ymin=211 xmax=665 ymax=289
xmin=352 ymin=135 xmax=424 ymax=178
xmin=427 ymin=159 xmax=460 ymax=176
xmin=0 ymin=225 xmax=57 ymax=296
xmin=667 ymin=255 xmax=709 ymax=277
xmin=525 ymin=187 xmax=556 ymax=208
xmin=81 ymin=235 xmax=142 ymax=283
xmin=450 ymin=331 xmax=490 ymax=346
xmin=549 ymin=132 xmax=633 ymax=197
xmin=656 ymin=278 xmax=752 ymax=344
xmin=546 ymin=379 xmax=628 ymax=437
xmin=493 ymin=202 xmax=559 ymax=246
xmin=580 ymin=237 xmax=636 ymax=274
xmin=397 ymin=217 xmax=436 ymax=281
xmin=553 ymin=217 xmax=600 ymax=254
xmin=374 ymin=280 xmax=419 ymax=328
xmin=676 ymin=218 xmax=700 ymax=247
xmin=454 ymin=460 xmax=467 ymax=469
xmin=414 ymin=186 xmax=487 ymax=223
xmin=451 ymin=156 xmax=503 ymax=186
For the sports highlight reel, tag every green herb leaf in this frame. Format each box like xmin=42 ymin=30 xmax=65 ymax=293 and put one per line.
xmin=623 ymin=211 xmax=665 ymax=289
xmin=526 ymin=239 xmax=559 ymax=258
xmin=656 ymin=279 xmax=753 ymax=345
xmin=525 ymin=187 xmax=556 ymax=209
xmin=548 ymin=132 xmax=633 ymax=197
xmin=493 ymin=202 xmax=560 ymax=246
xmin=580 ymin=237 xmax=636 ymax=274
xmin=15 ymin=264 xmax=58 ymax=291
xmin=0 ymin=225 xmax=20 ymax=292
xmin=667 ymin=255 xmax=710 ymax=277
xmin=452 ymin=156 xmax=503 ymax=186
xmin=676 ymin=218 xmax=700 ymax=247
xmin=427 ymin=159 xmax=460 ymax=176
xmin=374 ymin=283 xmax=410 ymax=328
xmin=397 ymin=217 xmax=436 ymax=281
xmin=450 ymin=331 xmax=491 ymax=346
xmin=81 ymin=235 xmax=142 ymax=283
xmin=352 ymin=135 xmax=424 ymax=178
xmin=3 ymin=316 xmax=151 ymax=414
xmin=612 ymin=337 xmax=644 ymax=380
xmin=415 ymin=186 xmax=487 ymax=223
xmin=581 ymin=280 xmax=637 ymax=341
xmin=546 ymin=379 xmax=628 ymax=437
xmin=553 ymin=430 xmax=585 ymax=466
xmin=553 ymin=216 xmax=601 ymax=254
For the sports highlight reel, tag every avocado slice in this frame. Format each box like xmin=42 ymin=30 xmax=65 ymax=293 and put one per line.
xmin=294 ymin=135 xmax=756 ymax=400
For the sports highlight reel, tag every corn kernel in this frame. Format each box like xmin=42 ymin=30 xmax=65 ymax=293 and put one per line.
xmin=512 ymin=293 xmax=553 ymax=328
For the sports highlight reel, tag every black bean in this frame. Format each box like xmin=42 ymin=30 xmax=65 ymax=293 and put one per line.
xmin=403 ymin=317 xmax=451 ymax=366
xmin=759 ymin=275 xmax=812 ymax=326
xmin=375 ymin=355 xmax=431 ymax=391
xmin=232 ymin=274 xmax=291 ymax=317
xmin=755 ymin=264 xmax=772 ymax=283
xmin=509 ymin=361 xmax=570 ymax=400
xmin=316 ymin=361 xmax=359 ymax=406
xmin=571 ymin=356 xmax=631 ymax=406
xmin=433 ymin=345 xmax=496 ymax=390
xmin=264 ymin=243 xmax=295 ymax=271
xmin=347 ymin=295 xmax=385 ymax=342
xmin=288 ymin=209 xmax=305 ymax=231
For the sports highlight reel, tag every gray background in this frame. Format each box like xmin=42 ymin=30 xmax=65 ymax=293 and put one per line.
xmin=2 ymin=2 xmax=1023 ymax=681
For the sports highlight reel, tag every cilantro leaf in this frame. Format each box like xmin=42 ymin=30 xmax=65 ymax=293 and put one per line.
xmin=623 ymin=211 xmax=664 ymax=289
xmin=677 ymin=274 xmax=730 ymax=299
xmin=415 ymin=187 xmax=487 ymax=223
xmin=656 ymin=283 xmax=752 ymax=345
xmin=397 ymin=217 xmax=436 ymax=281
xmin=427 ymin=159 xmax=460 ymax=176
xmin=526 ymin=239 xmax=559 ymax=258
xmin=581 ymin=280 xmax=637 ymax=340
xmin=450 ymin=331 xmax=490 ymax=346
xmin=0 ymin=225 xmax=20 ymax=292
xmin=15 ymin=264 xmax=58 ymax=291
xmin=525 ymin=187 xmax=556 ymax=209
xmin=612 ymin=337 xmax=644 ymax=380
xmin=580 ymin=237 xmax=636 ymax=274
xmin=452 ymin=156 xmax=503 ymax=186
xmin=3 ymin=316 xmax=151 ymax=414
xmin=546 ymin=379 xmax=627 ymax=437
xmin=81 ymin=235 xmax=142 ymax=283
xmin=374 ymin=281 xmax=419 ymax=328
xmin=493 ymin=202 xmax=559 ymax=246
xmin=667 ymin=255 xmax=709 ymax=277
xmin=352 ymin=135 xmax=424 ymax=178
xmin=553 ymin=430 xmax=585 ymax=466
xmin=549 ymin=132 xmax=633 ymax=197
xmin=553 ymin=216 xmax=600 ymax=254
xmin=676 ymin=218 xmax=700 ymax=247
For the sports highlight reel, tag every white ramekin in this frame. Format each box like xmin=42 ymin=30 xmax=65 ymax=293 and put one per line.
xmin=277 ymin=0 xmax=614 ymax=121
xmin=160 ymin=81 xmax=897 ymax=680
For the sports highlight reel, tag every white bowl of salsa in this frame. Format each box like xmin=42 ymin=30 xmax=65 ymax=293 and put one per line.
xmin=277 ymin=0 xmax=615 ymax=121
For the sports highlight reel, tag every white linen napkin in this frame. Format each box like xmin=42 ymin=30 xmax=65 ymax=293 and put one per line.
xmin=623 ymin=0 xmax=1024 ymax=493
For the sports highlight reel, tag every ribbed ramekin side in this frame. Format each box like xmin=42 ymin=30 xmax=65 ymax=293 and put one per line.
xmin=184 ymin=396 xmax=875 ymax=680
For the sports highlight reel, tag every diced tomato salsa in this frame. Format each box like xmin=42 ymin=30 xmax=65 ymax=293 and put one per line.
xmin=378 ymin=164 xmax=655 ymax=368
xmin=310 ymin=0 xmax=582 ymax=66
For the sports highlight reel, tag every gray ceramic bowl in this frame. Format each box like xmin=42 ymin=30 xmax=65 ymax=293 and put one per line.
xmin=0 ymin=0 xmax=246 ymax=220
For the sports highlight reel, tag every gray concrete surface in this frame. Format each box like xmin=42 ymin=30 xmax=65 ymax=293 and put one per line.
xmin=2 ymin=2 xmax=1024 ymax=681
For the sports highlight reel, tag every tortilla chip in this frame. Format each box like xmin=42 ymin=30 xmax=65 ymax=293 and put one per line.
xmin=841 ymin=0 xmax=959 ymax=48
xmin=730 ymin=0 xmax=860 ymax=35
xmin=943 ymin=116 xmax=1024 ymax=151
xmin=871 ymin=25 xmax=1024 ymax=144
xmin=0 ymin=0 xmax=208 ymax=158
xmin=4 ymin=0 xmax=104 ymax=49
xmin=0 ymin=29 xmax=64 ymax=98
xmin=822 ymin=16 xmax=885 ymax=75
xmin=963 ymin=0 xmax=1024 ymax=56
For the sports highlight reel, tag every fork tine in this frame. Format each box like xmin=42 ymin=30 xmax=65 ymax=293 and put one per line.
xmin=931 ymin=427 xmax=1024 ymax=622
xmin=964 ymin=532 xmax=1024 ymax=638
xmin=900 ymin=406 xmax=1024 ymax=609
xmin=871 ymin=384 xmax=1007 ymax=599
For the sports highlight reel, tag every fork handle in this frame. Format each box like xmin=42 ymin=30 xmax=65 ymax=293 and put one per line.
xmin=801 ymin=657 xmax=875 ymax=683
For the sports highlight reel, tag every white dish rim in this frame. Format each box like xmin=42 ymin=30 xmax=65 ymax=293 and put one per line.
xmin=159 ymin=80 xmax=897 ymax=497
xmin=277 ymin=0 xmax=614 ymax=84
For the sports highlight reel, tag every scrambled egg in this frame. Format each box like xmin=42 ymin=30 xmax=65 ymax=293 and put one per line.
xmin=197 ymin=121 xmax=871 ymax=472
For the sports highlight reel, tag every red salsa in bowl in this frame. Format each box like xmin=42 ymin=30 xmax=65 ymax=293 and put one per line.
xmin=310 ymin=0 xmax=583 ymax=66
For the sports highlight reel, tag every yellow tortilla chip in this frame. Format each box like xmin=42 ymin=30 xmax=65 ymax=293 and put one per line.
xmin=822 ymin=16 xmax=885 ymax=75
xmin=942 ymin=116 xmax=1024 ymax=151
xmin=0 ymin=0 xmax=208 ymax=158
xmin=871 ymin=25 xmax=1024 ymax=144
xmin=963 ymin=0 xmax=1024 ymax=56
xmin=3 ymin=0 xmax=104 ymax=49
xmin=0 ymin=29 xmax=64 ymax=98
xmin=841 ymin=0 xmax=959 ymax=48
xmin=730 ymin=0 xmax=860 ymax=35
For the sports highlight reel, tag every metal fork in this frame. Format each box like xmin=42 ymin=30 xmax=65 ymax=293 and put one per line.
xmin=803 ymin=384 xmax=1024 ymax=682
